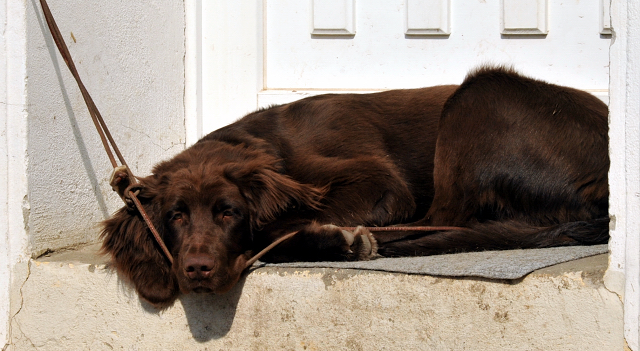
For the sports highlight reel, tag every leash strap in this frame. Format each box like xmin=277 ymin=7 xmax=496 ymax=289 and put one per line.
xmin=339 ymin=226 xmax=465 ymax=232
xmin=244 ymin=225 xmax=466 ymax=269
xmin=39 ymin=0 xmax=174 ymax=265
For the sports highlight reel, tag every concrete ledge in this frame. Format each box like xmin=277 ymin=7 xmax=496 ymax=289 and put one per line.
xmin=7 ymin=245 xmax=623 ymax=350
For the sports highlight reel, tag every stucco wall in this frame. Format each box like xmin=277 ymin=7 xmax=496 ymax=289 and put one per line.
xmin=7 ymin=250 xmax=624 ymax=350
xmin=25 ymin=0 xmax=186 ymax=255
xmin=606 ymin=0 xmax=640 ymax=348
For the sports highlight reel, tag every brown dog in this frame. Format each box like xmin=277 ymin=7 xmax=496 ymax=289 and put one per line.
xmin=101 ymin=67 xmax=609 ymax=307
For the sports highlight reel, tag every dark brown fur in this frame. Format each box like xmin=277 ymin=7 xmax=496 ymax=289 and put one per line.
xmin=101 ymin=67 xmax=609 ymax=307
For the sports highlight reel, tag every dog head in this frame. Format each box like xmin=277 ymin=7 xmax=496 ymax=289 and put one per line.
xmin=101 ymin=141 xmax=324 ymax=307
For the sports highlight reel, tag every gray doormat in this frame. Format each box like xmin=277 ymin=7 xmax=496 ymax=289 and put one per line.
xmin=255 ymin=245 xmax=608 ymax=280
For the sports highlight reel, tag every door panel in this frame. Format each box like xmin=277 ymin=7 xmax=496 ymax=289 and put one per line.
xmin=265 ymin=0 xmax=609 ymax=90
xmin=197 ymin=0 xmax=610 ymax=135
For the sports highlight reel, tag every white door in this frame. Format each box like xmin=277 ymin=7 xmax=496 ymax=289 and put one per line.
xmin=188 ymin=0 xmax=611 ymax=139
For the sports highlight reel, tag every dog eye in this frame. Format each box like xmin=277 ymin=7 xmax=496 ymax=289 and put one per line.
xmin=222 ymin=210 xmax=234 ymax=219
xmin=170 ymin=212 xmax=184 ymax=223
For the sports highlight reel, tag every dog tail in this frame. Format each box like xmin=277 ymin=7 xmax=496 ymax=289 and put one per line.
xmin=376 ymin=217 xmax=609 ymax=257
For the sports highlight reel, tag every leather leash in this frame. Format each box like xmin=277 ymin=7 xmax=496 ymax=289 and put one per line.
xmin=340 ymin=226 xmax=465 ymax=232
xmin=244 ymin=225 xmax=466 ymax=269
xmin=39 ymin=0 xmax=466 ymax=271
xmin=39 ymin=0 xmax=174 ymax=266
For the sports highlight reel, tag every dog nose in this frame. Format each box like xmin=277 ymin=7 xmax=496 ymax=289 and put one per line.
xmin=184 ymin=254 xmax=216 ymax=280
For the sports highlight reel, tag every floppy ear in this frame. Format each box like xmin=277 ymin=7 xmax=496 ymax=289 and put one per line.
xmin=100 ymin=180 xmax=179 ymax=308
xmin=226 ymin=163 xmax=327 ymax=227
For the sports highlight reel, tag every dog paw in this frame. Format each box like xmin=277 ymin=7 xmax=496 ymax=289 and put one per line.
xmin=330 ymin=225 xmax=379 ymax=261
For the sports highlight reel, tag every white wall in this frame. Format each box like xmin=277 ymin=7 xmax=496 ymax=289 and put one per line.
xmin=1 ymin=0 xmax=186 ymax=346
xmin=1 ymin=0 xmax=29 ymax=347
xmin=25 ymin=0 xmax=186 ymax=254
xmin=606 ymin=0 xmax=640 ymax=349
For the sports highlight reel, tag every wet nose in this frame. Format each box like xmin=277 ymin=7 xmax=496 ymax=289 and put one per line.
xmin=184 ymin=254 xmax=216 ymax=280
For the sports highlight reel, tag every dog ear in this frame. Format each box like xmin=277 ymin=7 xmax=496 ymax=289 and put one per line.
xmin=100 ymin=179 xmax=179 ymax=308
xmin=226 ymin=163 xmax=327 ymax=227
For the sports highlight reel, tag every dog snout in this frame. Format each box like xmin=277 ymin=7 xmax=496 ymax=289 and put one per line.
xmin=184 ymin=254 xmax=216 ymax=280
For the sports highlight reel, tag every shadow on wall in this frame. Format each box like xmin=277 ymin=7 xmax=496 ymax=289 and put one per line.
xmin=31 ymin=0 xmax=110 ymax=219
xmin=173 ymin=276 xmax=247 ymax=341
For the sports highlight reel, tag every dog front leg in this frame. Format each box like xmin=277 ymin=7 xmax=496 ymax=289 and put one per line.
xmin=255 ymin=223 xmax=378 ymax=263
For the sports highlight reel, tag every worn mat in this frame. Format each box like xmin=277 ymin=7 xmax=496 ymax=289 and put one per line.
xmin=255 ymin=244 xmax=608 ymax=280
